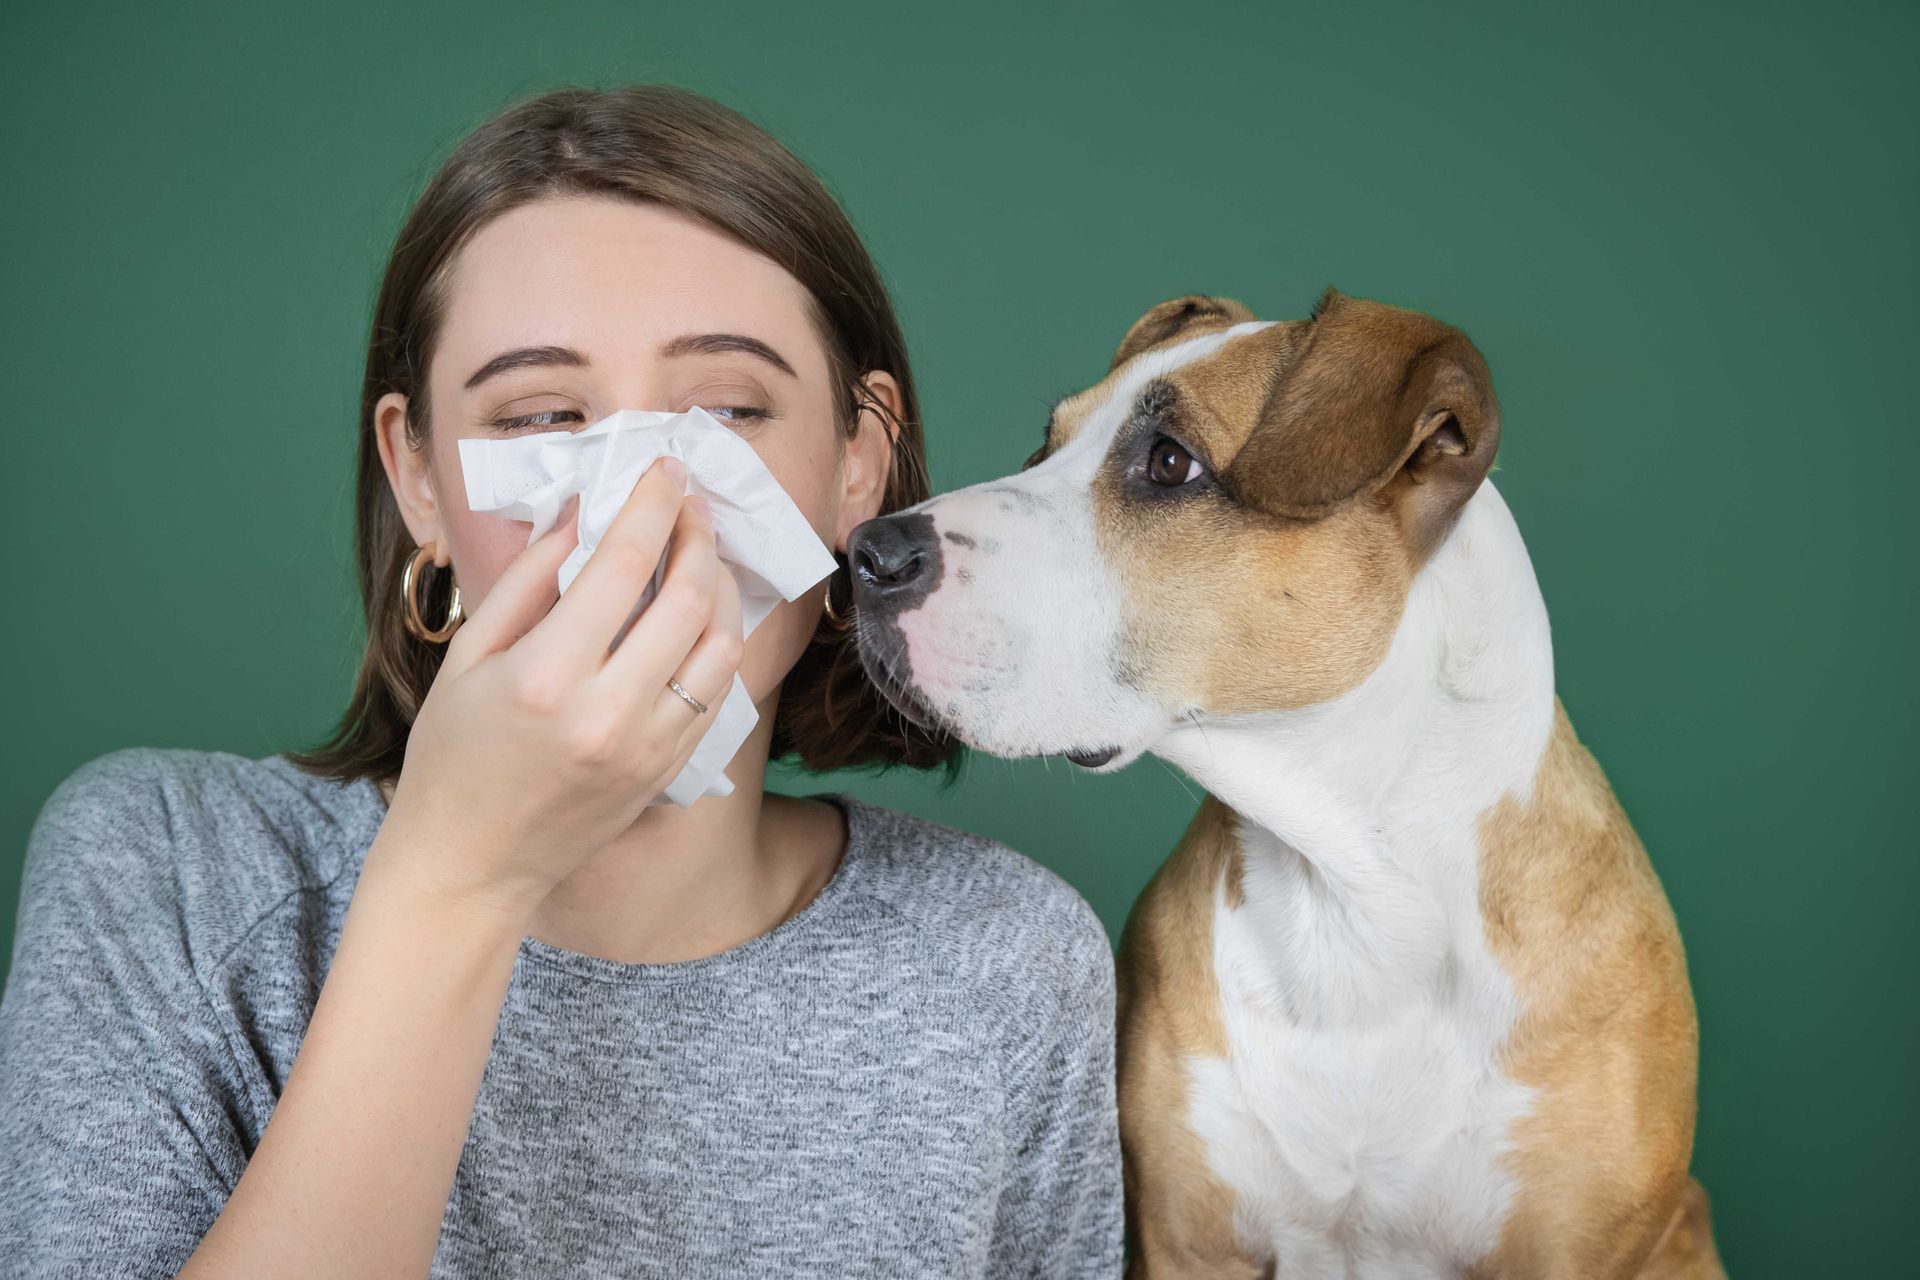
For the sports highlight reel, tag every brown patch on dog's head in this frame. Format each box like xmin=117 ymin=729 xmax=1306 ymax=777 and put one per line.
xmin=1110 ymin=295 xmax=1259 ymax=371
xmin=1090 ymin=288 xmax=1503 ymax=717
xmin=1229 ymin=287 xmax=1501 ymax=562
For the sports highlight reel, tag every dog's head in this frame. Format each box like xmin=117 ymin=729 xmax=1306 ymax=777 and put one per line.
xmin=846 ymin=288 xmax=1501 ymax=769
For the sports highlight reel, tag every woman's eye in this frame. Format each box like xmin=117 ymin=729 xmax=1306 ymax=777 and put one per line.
xmin=491 ymin=408 xmax=585 ymax=432
xmin=489 ymin=403 xmax=771 ymax=432
xmin=1145 ymin=435 xmax=1204 ymax=486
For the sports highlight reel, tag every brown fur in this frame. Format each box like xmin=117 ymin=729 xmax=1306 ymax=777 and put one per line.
xmin=1116 ymin=798 xmax=1262 ymax=1278
xmin=1230 ymin=288 xmax=1499 ymax=548
xmin=1637 ymin=1179 xmax=1725 ymax=1280
xmin=1470 ymin=703 xmax=1727 ymax=1278
xmin=1109 ymin=295 xmax=1260 ymax=372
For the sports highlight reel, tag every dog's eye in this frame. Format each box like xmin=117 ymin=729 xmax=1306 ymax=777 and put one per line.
xmin=1146 ymin=436 xmax=1203 ymax=486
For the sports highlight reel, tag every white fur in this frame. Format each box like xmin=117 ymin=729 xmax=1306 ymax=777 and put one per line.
xmin=1154 ymin=481 xmax=1558 ymax=1276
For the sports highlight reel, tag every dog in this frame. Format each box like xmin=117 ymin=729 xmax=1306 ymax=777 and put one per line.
xmin=844 ymin=289 xmax=1725 ymax=1278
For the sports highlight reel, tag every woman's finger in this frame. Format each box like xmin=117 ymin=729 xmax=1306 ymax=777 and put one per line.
xmin=650 ymin=550 xmax=745 ymax=753
xmin=595 ymin=493 xmax=721 ymax=703
xmin=439 ymin=496 xmax=581 ymax=681
xmin=518 ymin=457 xmax=687 ymax=673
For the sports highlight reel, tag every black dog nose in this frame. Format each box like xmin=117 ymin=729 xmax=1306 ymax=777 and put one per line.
xmin=848 ymin=513 xmax=938 ymax=601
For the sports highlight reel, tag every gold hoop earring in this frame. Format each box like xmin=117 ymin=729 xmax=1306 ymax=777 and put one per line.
xmin=402 ymin=542 xmax=464 ymax=643
xmin=821 ymin=558 xmax=853 ymax=632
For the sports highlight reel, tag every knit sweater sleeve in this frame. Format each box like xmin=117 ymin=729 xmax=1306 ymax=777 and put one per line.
xmin=0 ymin=749 xmax=255 ymax=1278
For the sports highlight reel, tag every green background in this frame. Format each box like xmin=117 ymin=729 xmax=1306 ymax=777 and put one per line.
xmin=3 ymin=1 xmax=1913 ymax=1271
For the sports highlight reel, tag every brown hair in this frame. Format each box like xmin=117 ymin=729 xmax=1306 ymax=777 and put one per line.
xmin=287 ymin=84 xmax=961 ymax=789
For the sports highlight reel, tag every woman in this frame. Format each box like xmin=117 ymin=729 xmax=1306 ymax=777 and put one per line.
xmin=0 ymin=85 xmax=1121 ymax=1278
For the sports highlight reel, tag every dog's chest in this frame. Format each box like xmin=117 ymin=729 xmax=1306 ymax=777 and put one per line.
xmin=1185 ymin=829 xmax=1534 ymax=1277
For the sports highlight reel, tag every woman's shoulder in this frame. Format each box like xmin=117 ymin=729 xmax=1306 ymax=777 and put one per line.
xmin=31 ymin=745 xmax=385 ymax=877
xmin=22 ymin=746 xmax=386 ymax=971
xmin=827 ymin=792 xmax=1114 ymax=985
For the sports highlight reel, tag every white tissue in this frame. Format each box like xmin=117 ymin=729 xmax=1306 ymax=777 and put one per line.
xmin=457 ymin=407 xmax=837 ymax=808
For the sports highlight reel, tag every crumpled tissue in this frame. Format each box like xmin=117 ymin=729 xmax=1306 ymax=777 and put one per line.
xmin=457 ymin=407 xmax=837 ymax=808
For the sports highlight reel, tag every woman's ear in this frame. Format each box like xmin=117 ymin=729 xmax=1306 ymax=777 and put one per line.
xmin=834 ymin=371 xmax=903 ymax=552
xmin=373 ymin=391 xmax=450 ymax=566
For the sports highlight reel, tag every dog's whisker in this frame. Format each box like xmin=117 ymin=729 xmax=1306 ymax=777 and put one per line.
xmin=1153 ymin=755 xmax=1198 ymax=805
xmin=1183 ymin=708 xmax=1221 ymax=774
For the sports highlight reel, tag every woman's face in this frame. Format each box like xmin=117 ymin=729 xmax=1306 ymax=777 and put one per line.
xmin=377 ymin=194 xmax=898 ymax=707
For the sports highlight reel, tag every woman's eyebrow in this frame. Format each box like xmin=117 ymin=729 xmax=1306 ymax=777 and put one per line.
xmin=461 ymin=334 xmax=795 ymax=391
xmin=660 ymin=332 xmax=797 ymax=378
xmin=463 ymin=345 xmax=589 ymax=390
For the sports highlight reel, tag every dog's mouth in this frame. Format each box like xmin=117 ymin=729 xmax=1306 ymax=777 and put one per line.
xmin=859 ymin=641 xmax=1127 ymax=768
xmin=851 ymin=615 xmax=944 ymax=734
xmin=851 ymin=607 xmax=1129 ymax=768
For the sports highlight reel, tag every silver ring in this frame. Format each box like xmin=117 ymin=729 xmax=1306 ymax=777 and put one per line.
xmin=667 ymin=678 xmax=709 ymax=716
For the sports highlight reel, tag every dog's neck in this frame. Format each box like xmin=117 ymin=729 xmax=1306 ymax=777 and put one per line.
xmin=1155 ymin=481 xmax=1558 ymax=1024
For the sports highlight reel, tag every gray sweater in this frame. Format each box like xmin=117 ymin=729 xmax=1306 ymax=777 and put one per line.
xmin=0 ymin=747 xmax=1123 ymax=1278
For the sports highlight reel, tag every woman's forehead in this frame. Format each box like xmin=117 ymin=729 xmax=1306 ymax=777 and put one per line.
xmin=437 ymin=194 xmax=823 ymax=371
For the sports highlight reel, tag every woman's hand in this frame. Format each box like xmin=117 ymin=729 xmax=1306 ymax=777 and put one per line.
xmin=380 ymin=453 xmax=745 ymax=916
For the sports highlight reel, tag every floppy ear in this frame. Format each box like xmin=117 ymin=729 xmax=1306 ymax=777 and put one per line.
xmin=1111 ymin=295 xmax=1258 ymax=372
xmin=1227 ymin=287 xmax=1500 ymax=555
